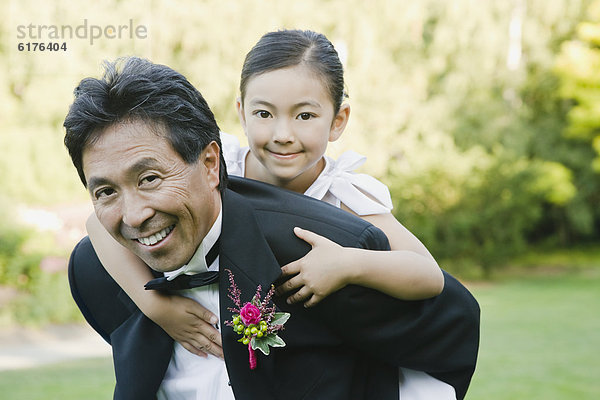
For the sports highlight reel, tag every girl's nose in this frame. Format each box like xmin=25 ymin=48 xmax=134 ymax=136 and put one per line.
xmin=273 ymin=120 xmax=295 ymax=144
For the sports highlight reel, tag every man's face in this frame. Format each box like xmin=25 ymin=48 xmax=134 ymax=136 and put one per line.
xmin=82 ymin=120 xmax=221 ymax=272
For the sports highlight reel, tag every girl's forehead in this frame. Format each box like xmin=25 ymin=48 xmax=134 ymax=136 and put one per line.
xmin=253 ymin=64 xmax=322 ymax=82
xmin=244 ymin=64 xmax=330 ymax=100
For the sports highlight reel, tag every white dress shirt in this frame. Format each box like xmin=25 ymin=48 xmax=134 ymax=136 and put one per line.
xmin=157 ymin=207 xmax=235 ymax=400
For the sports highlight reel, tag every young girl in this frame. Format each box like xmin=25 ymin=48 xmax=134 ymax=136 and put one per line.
xmin=87 ymin=30 xmax=454 ymax=398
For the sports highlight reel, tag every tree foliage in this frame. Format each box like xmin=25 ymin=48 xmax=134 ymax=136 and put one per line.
xmin=556 ymin=0 xmax=600 ymax=170
xmin=1 ymin=0 xmax=597 ymax=274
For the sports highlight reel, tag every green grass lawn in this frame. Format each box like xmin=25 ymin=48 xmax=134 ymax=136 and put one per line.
xmin=467 ymin=272 xmax=600 ymax=399
xmin=1 ymin=273 xmax=599 ymax=399
xmin=0 ymin=357 xmax=114 ymax=400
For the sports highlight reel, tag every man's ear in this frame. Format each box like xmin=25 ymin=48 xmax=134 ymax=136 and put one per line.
xmin=236 ymin=97 xmax=247 ymax=136
xmin=202 ymin=141 xmax=221 ymax=189
xmin=329 ymin=103 xmax=350 ymax=142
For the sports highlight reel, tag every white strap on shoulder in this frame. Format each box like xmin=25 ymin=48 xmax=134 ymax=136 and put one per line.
xmin=219 ymin=131 xmax=244 ymax=177
xmin=305 ymin=151 xmax=393 ymax=216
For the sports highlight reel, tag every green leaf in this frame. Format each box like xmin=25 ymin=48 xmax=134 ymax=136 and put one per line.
xmin=251 ymin=337 xmax=270 ymax=355
xmin=271 ymin=312 xmax=290 ymax=326
xmin=264 ymin=334 xmax=286 ymax=348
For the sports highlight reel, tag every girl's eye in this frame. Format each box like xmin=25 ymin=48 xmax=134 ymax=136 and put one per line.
xmin=95 ymin=187 xmax=115 ymax=199
xmin=297 ymin=112 xmax=312 ymax=121
xmin=256 ymin=110 xmax=271 ymax=119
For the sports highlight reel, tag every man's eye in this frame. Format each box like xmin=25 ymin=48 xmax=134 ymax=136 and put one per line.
xmin=297 ymin=112 xmax=312 ymax=121
xmin=95 ymin=188 xmax=115 ymax=199
xmin=140 ymin=175 xmax=159 ymax=185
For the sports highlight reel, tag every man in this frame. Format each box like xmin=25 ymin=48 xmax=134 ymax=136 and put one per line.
xmin=64 ymin=57 xmax=479 ymax=400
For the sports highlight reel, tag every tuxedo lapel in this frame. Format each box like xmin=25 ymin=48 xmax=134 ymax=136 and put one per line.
xmin=218 ymin=189 xmax=283 ymax=399
xmin=111 ymin=291 xmax=173 ymax=399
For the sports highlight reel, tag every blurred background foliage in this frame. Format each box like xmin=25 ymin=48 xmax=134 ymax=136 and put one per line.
xmin=0 ymin=0 xmax=599 ymax=322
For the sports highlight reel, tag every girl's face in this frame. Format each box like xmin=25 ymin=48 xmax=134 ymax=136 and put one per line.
xmin=237 ymin=64 xmax=349 ymax=193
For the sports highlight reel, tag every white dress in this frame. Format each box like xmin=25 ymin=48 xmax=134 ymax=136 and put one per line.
xmin=221 ymin=132 xmax=456 ymax=400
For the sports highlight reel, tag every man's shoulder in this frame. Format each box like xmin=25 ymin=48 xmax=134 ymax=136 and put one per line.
xmin=225 ymin=176 xmax=390 ymax=254
xmin=226 ymin=176 xmax=366 ymax=228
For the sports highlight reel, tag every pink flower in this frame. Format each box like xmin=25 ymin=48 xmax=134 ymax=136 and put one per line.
xmin=240 ymin=303 xmax=261 ymax=325
xmin=225 ymin=270 xmax=290 ymax=371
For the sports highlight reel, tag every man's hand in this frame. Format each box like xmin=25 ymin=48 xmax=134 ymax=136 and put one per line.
xmin=148 ymin=293 xmax=223 ymax=358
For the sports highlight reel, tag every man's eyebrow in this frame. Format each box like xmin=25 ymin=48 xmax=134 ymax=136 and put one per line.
xmin=87 ymin=157 xmax=160 ymax=191
xmin=128 ymin=157 xmax=162 ymax=174
xmin=87 ymin=177 xmax=112 ymax=192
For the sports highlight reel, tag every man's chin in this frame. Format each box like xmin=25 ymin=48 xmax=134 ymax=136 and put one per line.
xmin=131 ymin=253 xmax=180 ymax=274
xmin=151 ymin=266 xmax=179 ymax=273
xmin=140 ymin=259 xmax=179 ymax=274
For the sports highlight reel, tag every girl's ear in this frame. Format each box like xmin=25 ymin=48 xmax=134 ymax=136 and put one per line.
xmin=236 ymin=97 xmax=247 ymax=135
xmin=329 ymin=103 xmax=350 ymax=142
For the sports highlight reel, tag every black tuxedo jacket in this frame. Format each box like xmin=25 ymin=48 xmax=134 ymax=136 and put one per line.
xmin=69 ymin=176 xmax=480 ymax=400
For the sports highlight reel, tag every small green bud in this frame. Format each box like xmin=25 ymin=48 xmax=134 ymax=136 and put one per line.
xmin=250 ymin=327 xmax=258 ymax=335
xmin=242 ymin=337 xmax=250 ymax=345
xmin=257 ymin=331 xmax=264 ymax=338
xmin=244 ymin=328 xmax=251 ymax=336
xmin=236 ymin=325 xmax=244 ymax=333
xmin=233 ymin=316 xmax=240 ymax=325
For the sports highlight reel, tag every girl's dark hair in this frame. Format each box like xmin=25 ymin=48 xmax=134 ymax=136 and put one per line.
xmin=63 ymin=57 xmax=227 ymax=191
xmin=240 ymin=29 xmax=346 ymax=114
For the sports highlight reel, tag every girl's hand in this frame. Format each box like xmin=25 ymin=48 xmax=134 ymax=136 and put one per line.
xmin=275 ymin=227 xmax=351 ymax=308
xmin=147 ymin=293 xmax=223 ymax=358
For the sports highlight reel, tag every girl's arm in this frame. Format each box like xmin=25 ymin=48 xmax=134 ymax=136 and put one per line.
xmin=85 ymin=213 xmax=223 ymax=358
xmin=276 ymin=212 xmax=444 ymax=307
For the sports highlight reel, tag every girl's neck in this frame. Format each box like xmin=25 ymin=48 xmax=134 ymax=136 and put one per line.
xmin=244 ymin=151 xmax=325 ymax=195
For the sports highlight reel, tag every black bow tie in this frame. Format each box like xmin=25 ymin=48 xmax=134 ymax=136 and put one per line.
xmin=144 ymin=238 xmax=220 ymax=291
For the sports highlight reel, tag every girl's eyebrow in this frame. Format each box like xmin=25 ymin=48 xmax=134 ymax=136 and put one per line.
xmin=248 ymin=99 xmax=322 ymax=110
xmin=248 ymin=99 xmax=275 ymax=108
xmin=292 ymin=100 xmax=322 ymax=109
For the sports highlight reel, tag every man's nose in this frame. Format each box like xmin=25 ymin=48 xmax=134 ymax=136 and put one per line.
xmin=273 ymin=119 xmax=295 ymax=144
xmin=121 ymin=193 xmax=155 ymax=228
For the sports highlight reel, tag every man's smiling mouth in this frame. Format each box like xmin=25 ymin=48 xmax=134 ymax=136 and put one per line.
xmin=136 ymin=225 xmax=174 ymax=246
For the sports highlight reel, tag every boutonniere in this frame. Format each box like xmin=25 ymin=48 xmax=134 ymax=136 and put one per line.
xmin=224 ymin=269 xmax=290 ymax=370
